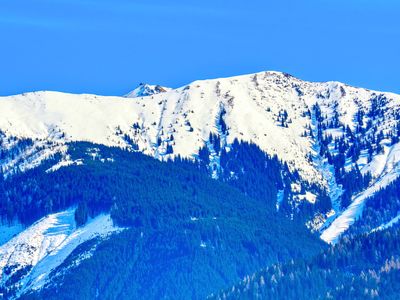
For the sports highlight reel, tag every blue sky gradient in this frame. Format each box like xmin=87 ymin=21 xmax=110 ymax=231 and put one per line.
xmin=0 ymin=0 xmax=399 ymax=95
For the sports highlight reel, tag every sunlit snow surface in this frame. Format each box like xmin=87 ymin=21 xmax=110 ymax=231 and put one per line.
xmin=0 ymin=209 xmax=122 ymax=297
xmin=2 ymin=72 xmax=397 ymax=182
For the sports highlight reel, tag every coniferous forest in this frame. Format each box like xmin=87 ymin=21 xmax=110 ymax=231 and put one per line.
xmin=1 ymin=142 xmax=324 ymax=299
xmin=210 ymin=225 xmax=400 ymax=300
xmin=0 ymin=138 xmax=399 ymax=299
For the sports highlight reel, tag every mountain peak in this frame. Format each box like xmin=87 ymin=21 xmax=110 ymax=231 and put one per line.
xmin=124 ymin=83 xmax=171 ymax=98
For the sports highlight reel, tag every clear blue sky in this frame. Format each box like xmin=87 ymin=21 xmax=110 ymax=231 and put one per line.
xmin=0 ymin=0 xmax=399 ymax=96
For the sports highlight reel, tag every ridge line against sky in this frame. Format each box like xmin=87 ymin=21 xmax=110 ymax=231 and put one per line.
xmin=0 ymin=0 xmax=399 ymax=96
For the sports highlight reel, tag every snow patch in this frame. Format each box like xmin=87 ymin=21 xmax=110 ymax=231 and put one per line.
xmin=46 ymin=157 xmax=83 ymax=173
xmin=321 ymin=143 xmax=400 ymax=243
xmin=321 ymin=170 xmax=400 ymax=244
xmin=371 ymin=214 xmax=400 ymax=233
xmin=297 ymin=192 xmax=317 ymax=204
xmin=276 ymin=190 xmax=284 ymax=210
xmin=0 ymin=209 xmax=123 ymax=296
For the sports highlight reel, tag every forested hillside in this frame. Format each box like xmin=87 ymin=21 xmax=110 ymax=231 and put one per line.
xmin=210 ymin=224 xmax=400 ymax=300
xmin=0 ymin=142 xmax=324 ymax=299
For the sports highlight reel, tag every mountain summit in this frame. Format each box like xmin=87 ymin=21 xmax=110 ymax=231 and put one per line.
xmin=124 ymin=83 xmax=171 ymax=98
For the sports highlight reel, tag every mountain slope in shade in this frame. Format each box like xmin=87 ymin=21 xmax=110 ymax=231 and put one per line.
xmin=0 ymin=142 xmax=324 ymax=299
xmin=209 ymin=224 xmax=400 ymax=300
xmin=0 ymin=71 xmax=400 ymax=243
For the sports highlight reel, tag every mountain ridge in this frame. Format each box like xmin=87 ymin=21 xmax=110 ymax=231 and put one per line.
xmin=1 ymin=70 xmax=400 ymax=299
xmin=1 ymin=70 xmax=399 ymax=243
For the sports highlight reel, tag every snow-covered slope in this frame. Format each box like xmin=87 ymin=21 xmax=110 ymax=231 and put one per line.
xmin=1 ymin=71 xmax=400 ymax=243
xmin=0 ymin=209 xmax=122 ymax=298
xmin=321 ymin=143 xmax=400 ymax=243
xmin=0 ymin=72 xmax=389 ymax=180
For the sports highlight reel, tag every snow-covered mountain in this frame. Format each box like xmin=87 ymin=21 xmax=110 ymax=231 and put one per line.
xmin=0 ymin=71 xmax=399 ymax=244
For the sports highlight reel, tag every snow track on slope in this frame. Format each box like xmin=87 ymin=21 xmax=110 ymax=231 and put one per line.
xmin=321 ymin=143 xmax=400 ymax=243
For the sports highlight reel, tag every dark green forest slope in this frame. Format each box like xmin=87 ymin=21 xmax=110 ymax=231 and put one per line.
xmin=0 ymin=142 xmax=324 ymax=299
xmin=210 ymin=224 xmax=400 ymax=300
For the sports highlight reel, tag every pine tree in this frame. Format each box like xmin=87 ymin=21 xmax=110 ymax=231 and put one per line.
xmin=75 ymin=201 xmax=89 ymax=227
